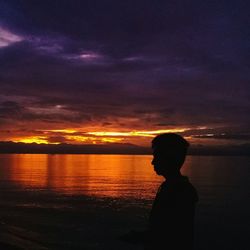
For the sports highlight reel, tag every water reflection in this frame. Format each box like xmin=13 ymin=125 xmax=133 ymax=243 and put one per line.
xmin=1 ymin=154 xmax=249 ymax=250
xmin=0 ymin=154 xmax=167 ymax=198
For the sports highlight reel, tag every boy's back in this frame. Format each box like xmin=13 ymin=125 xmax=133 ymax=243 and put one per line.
xmin=120 ymin=134 xmax=198 ymax=250
xmin=146 ymin=176 xmax=198 ymax=249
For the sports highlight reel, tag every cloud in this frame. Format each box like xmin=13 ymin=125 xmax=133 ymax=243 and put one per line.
xmin=0 ymin=26 xmax=23 ymax=48
xmin=79 ymin=51 xmax=102 ymax=60
xmin=47 ymin=136 xmax=67 ymax=143
xmin=64 ymin=50 xmax=109 ymax=65
xmin=191 ymin=133 xmax=250 ymax=141
xmin=0 ymin=0 xmax=249 ymax=146
xmin=27 ymin=36 xmax=64 ymax=54
xmin=0 ymin=101 xmax=23 ymax=117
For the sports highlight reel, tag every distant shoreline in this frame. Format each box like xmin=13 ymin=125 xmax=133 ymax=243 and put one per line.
xmin=0 ymin=141 xmax=249 ymax=156
xmin=0 ymin=152 xmax=250 ymax=157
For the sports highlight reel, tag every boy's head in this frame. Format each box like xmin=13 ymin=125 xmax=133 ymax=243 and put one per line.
xmin=151 ymin=133 xmax=189 ymax=176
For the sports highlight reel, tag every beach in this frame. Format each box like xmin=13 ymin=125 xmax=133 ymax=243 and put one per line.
xmin=0 ymin=187 xmax=149 ymax=249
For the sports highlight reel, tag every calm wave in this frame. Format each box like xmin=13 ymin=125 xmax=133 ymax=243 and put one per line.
xmin=0 ymin=154 xmax=249 ymax=249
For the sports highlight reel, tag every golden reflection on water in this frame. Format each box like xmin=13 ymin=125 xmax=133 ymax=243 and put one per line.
xmin=0 ymin=154 xmax=193 ymax=199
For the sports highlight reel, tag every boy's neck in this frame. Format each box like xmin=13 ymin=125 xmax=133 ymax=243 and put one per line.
xmin=163 ymin=171 xmax=182 ymax=180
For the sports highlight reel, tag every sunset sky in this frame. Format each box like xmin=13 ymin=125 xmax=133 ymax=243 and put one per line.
xmin=0 ymin=0 xmax=249 ymax=147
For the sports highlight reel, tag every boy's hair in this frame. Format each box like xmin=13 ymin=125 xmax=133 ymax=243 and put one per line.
xmin=152 ymin=133 xmax=189 ymax=155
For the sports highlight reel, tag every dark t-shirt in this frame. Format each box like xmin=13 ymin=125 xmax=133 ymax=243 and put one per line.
xmin=146 ymin=176 xmax=198 ymax=250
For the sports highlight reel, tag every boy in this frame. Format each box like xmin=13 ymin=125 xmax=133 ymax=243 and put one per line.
xmin=121 ymin=133 xmax=198 ymax=250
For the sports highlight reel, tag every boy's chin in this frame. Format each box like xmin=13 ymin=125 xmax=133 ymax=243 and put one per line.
xmin=154 ymin=168 xmax=164 ymax=176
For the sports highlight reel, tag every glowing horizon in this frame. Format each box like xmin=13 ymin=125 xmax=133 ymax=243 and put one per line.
xmin=7 ymin=127 xmax=208 ymax=145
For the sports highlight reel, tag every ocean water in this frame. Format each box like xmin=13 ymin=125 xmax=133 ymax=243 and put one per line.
xmin=0 ymin=154 xmax=249 ymax=249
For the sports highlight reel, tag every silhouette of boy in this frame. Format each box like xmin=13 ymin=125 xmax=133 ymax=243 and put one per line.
xmin=121 ymin=133 xmax=198 ymax=250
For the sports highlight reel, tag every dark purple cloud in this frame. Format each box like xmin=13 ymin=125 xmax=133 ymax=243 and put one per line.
xmin=0 ymin=0 xmax=249 ymax=145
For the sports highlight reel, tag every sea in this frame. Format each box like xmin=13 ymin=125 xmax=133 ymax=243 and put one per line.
xmin=0 ymin=154 xmax=249 ymax=250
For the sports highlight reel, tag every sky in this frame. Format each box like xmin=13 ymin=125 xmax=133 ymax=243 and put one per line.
xmin=0 ymin=0 xmax=249 ymax=147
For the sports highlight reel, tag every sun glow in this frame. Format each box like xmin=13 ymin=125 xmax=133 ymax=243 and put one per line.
xmin=10 ymin=127 xmax=201 ymax=145
xmin=87 ymin=128 xmax=189 ymax=137
xmin=13 ymin=136 xmax=50 ymax=144
xmin=65 ymin=135 xmax=123 ymax=144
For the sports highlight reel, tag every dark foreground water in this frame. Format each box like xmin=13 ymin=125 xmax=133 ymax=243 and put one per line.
xmin=0 ymin=154 xmax=249 ymax=249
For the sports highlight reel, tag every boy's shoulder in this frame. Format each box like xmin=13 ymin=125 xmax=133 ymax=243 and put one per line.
xmin=160 ymin=177 xmax=198 ymax=202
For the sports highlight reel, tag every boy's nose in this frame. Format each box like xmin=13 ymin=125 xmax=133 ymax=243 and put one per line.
xmin=151 ymin=158 xmax=155 ymax=165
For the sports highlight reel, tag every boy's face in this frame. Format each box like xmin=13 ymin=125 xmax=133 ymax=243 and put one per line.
xmin=151 ymin=151 xmax=167 ymax=175
xmin=151 ymin=148 xmax=182 ymax=176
